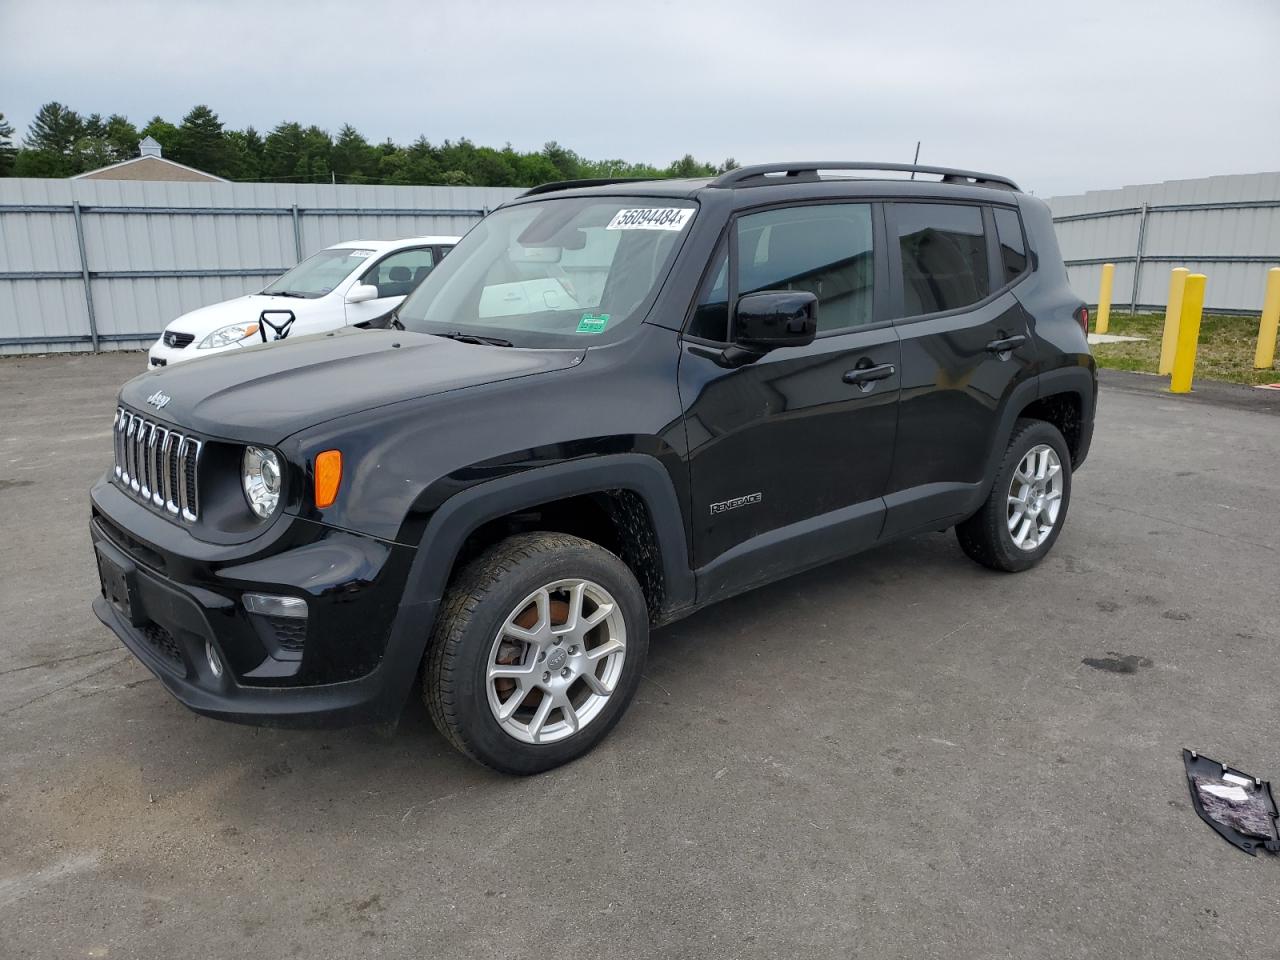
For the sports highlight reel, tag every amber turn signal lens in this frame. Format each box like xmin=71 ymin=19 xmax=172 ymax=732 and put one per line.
xmin=314 ymin=449 xmax=342 ymax=508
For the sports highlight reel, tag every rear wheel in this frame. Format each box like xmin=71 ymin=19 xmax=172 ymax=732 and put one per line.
xmin=956 ymin=419 xmax=1072 ymax=572
xmin=424 ymin=532 xmax=648 ymax=774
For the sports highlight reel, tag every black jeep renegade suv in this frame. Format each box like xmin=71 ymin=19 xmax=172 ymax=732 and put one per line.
xmin=91 ymin=162 xmax=1096 ymax=773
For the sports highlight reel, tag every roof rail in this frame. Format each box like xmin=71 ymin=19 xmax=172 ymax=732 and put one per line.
xmin=521 ymin=177 xmax=655 ymax=198
xmin=710 ymin=162 xmax=1019 ymax=192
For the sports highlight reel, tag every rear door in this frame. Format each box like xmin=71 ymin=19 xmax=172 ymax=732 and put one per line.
xmin=678 ymin=200 xmax=901 ymax=599
xmin=882 ymin=200 xmax=1037 ymax=538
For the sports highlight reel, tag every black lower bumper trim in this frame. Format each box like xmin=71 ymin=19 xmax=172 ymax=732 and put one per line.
xmin=94 ymin=593 xmax=437 ymax=729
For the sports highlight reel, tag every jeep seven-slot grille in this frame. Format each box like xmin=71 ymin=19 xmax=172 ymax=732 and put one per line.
xmin=113 ymin=407 xmax=202 ymax=521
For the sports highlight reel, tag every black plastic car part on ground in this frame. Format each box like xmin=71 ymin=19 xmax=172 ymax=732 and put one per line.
xmin=90 ymin=161 xmax=1097 ymax=770
xmin=1183 ymin=750 xmax=1280 ymax=856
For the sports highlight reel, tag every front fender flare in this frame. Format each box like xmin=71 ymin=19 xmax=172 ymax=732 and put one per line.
xmin=403 ymin=453 xmax=694 ymax=618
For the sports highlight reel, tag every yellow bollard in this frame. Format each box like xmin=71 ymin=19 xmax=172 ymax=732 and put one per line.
xmin=1158 ymin=267 xmax=1189 ymax=376
xmin=1094 ymin=263 xmax=1115 ymax=334
xmin=1253 ymin=267 xmax=1280 ymax=370
xmin=1169 ymin=274 xmax=1206 ymax=393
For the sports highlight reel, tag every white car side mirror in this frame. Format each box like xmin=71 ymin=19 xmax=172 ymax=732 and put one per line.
xmin=346 ymin=283 xmax=379 ymax=304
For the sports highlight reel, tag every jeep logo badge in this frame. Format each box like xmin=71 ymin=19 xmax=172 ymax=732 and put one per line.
xmin=146 ymin=390 xmax=171 ymax=410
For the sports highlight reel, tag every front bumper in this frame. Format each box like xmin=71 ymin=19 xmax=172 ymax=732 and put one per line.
xmin=90 ymin=476 xmax=434 ymax=727
xmin=148 ymin=338 xmax=242 ymax=369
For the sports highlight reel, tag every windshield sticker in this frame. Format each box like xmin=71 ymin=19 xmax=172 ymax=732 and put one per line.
xmin=576 ymin=313 xmax=610 ymax=334
xmin=347 ymin=249 xmax=375 ymax=258
xmin=606 ymin=208 xmax=694 ymax=231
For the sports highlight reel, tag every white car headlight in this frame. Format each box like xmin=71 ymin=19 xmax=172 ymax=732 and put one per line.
xmin=242 ymin=446 xmax=282 ymax=518
xmin=199 ymin=322 xmax=260 ymax=349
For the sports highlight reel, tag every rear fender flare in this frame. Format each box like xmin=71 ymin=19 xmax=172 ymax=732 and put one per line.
xmin=979 ymin=366 xmax=1096 ymax=502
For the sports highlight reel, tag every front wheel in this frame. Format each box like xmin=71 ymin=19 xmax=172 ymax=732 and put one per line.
xmin=424 ymin=533 xmax=649 ymax=774
xmin=956 ymin=418 xmax=1073 ymax=572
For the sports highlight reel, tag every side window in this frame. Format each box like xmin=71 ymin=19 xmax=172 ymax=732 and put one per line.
xmin=736 ymin=204 xmax=875 ymax=332
xmin=361 ymin=247 xmax=435 ymax=299
xmin=993 ymin=207 xmax=1028 ymax=285
xmin=895 ymin=203 xmax=989 ymax=317
xmin=687 ymin=243 xmax=729 ymax=340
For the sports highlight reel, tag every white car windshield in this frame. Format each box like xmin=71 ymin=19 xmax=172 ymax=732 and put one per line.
xmin=396 ymin=197 xmax=696 ymax=347
xmin=262 ymin=248 xmax=374 ymax=298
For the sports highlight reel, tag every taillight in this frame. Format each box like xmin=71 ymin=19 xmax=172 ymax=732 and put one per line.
xmin=1075 ymin=305 xmax=1090 ymax=334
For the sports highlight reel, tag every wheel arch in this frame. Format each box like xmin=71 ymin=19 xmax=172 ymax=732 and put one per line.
xmin=401 ymin=454 xmax=694 ymax=630
xmin=979 ymin=367 xmax=1096 ymax=502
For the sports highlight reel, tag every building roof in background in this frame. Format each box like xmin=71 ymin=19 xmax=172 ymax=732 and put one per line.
xmin=73 ymin=138 xmax=226 ymax=183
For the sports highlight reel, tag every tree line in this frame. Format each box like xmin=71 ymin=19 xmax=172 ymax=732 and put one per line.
xmin=0 ymin=102 xmax=736 ymax=186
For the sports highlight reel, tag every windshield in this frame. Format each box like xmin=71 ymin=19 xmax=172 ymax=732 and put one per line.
xmin=395 ymin=197 xmax=696 ymax=347
xmin=262 ymin=247 xmax=374 ymax=298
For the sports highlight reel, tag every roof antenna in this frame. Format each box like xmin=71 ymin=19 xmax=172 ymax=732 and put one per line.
xmin=910 ymin=141 xmax=920 ymax=180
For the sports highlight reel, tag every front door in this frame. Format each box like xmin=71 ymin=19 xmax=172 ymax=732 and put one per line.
xmin=882 ymin=200 xmax=1037 ymax=538
xmin=678 ymin=201 xmax=901 ymax=600
xmin=344 ymin=246 xmax=436 ymax=326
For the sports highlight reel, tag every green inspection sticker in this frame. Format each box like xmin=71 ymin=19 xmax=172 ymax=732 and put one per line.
xmin=576 ymin=313 xmax=610 ymax=334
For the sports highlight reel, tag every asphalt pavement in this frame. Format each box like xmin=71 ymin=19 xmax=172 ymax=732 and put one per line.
xmin=2 ymin=354 xmax=1278 ymax=959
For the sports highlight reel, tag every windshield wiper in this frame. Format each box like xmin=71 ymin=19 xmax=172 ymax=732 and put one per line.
xmin=431 ymin=331 xmax=514 ymax=347
xmin=268 ymin=290 xmax=304 ymax=298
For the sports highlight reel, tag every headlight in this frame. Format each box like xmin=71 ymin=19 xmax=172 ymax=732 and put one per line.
xmin=199 ymin=322 xmax=260 ymax=349
xmin=242 ymin=446 xmax=282 ymax=518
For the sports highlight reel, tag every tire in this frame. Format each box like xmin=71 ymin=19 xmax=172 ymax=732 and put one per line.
xmin=423 ymin=532 xmax=649 ymax=775
xmin=956 ymin=418 xmax=1073 ymax=573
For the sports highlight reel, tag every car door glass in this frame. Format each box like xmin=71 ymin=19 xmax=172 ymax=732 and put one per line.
xmin=736 ymin=204 xmax=874 ymax=332
xmin=993 ymin=207 xmax=1028 ymax=285
xmin=895 ymin=203 xmax=989 ymax=316
xmin=362 ymin=248 xmax=435 ymax=299
xmin=687 ymin=243 xmax=728 ymax=340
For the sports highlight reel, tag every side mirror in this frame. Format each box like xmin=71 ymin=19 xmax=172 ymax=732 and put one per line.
xmin=734 ymin=290 xmax=818 ymax=350
xmin=346 ymin=283 xmax=379 ymax=304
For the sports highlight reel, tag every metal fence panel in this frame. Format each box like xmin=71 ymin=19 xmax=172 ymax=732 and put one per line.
xmin=1047 ymin=172 xmax=1280 ymax=313
xmin=8 ymin=172 xmax=1278 ymax=353
xmin=0 ymin=177 xmax=522 ymax=355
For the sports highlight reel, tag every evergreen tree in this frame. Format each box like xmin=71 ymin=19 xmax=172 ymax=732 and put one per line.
xmin=263 ymin=122 xmax=332 ymax=182
xmin=262 ymin=122 xmax=307 ymax=179
xmin=172 ymin=105 xmax=229 ymax=175
xmin=103 ymin=115 xmax=141 ymax=163
xmin=0 ymin=103 xmax=725 ymax=187
xmin=224 ymin=126 xmax=264 ymax=180
xmin=25 ymin=102 xmax=83 ymax=155
xmin=541 ymin=141 xmax=582 ymax=180
xmin=331 ymin=124 xmax=377 ymax=182
xmin=0 ymin=113 xmax=15 ymax=176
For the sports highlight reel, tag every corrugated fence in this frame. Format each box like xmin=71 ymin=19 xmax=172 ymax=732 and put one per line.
xmin=1046 ymin=171 xmax=1280 ymax=314
xmin=0 ymin=178 xmax=522 ymax=355
xmin=4 ymin=172 xmax=1279 ymax=354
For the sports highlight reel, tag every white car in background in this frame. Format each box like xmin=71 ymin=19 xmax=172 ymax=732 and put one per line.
xmin=147 ymin=236 xmax=459 ymax=368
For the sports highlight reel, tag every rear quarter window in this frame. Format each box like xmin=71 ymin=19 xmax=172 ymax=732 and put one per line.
xmin=993 ymin=207 xmax=1029 ymax=285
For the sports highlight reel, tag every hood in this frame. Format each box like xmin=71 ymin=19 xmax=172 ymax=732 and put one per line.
xmin=166 ymin=294 xmax=322 ymax=337
xmin=120 ymin=327 xmax=583 ymax=443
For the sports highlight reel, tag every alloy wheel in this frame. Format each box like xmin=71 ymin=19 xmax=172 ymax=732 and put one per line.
xmin=1006 ymin=443 xmax=1064 ymax=551
xmin=485 ymin=578 xmax=627 ymax=744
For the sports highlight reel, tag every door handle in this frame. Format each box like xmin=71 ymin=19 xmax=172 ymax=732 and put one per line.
xmin=843 ymin=362 xmax=896 ymax=385
xmin=986 ymin=334 xmax=1027 ymax=354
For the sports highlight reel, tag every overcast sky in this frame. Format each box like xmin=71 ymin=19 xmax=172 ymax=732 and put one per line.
xmin=3 ymin=0 xmax=1277 ymax=196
